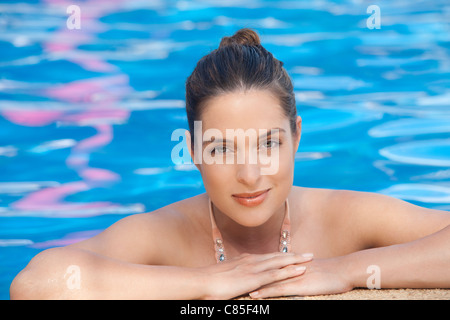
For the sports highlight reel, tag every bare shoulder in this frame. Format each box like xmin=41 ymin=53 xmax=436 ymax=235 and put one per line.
xmin=324 ymin=187 xmax=450 ymax=221
xmin=289 ymin=185 xmax=336 ymax=217
xmin=289 ymin=185 xmax=340 ymax=231
xmin=321 ymin=188 xmax=450 ymax=247
xmin=69 ymin=193 xmax=209 ymax=265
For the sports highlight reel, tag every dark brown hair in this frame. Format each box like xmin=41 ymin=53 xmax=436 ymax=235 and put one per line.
xmin=185 ymin=28 xmax=297 ymax=145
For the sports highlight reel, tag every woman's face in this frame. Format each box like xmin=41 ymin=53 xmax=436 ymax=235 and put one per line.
xmin=186 ymin=89 xmax=301 ymax=228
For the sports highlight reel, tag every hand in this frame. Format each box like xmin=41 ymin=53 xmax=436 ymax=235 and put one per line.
xmin=249 ymin=257 xmax=354 ymax=299
xmin=199 ymin=252 xmax=313 ymax=300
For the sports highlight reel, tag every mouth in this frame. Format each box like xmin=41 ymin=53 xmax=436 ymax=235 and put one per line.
xmin=232 ymin=189 xmax=270 ymax=198
xmin=232 ymin=188 xmax=271 ymax=207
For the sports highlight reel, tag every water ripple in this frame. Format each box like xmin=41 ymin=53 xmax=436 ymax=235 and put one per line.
xmin=379 ymin=139 xmax=450 ymax=167
xmin=378 ymin=183 xmax=450 ymax=203
xmin=369 ymin=118 xmax=450 ymax=138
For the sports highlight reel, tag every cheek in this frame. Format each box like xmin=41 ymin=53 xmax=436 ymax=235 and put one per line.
xmin=272 ymin=147 xmax=295 ymax=182
xmin=201 ymin=163 xmax=234 ymax=189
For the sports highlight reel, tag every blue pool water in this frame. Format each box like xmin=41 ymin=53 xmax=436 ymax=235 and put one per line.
xmin=1 ymin=0 xmax=449 ymax=299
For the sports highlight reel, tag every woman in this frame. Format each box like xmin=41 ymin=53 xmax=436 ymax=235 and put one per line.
xmin=10 ymin=29 xmax=450 ymax=300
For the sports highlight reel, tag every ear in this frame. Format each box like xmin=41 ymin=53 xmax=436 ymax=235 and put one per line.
xmin=293 ymin=116 xmax=302 ymax=152
xmin=185 ymin=130 xmax=193 ymax=159
xmin=185 ymin=130 xmax=202 ymax=171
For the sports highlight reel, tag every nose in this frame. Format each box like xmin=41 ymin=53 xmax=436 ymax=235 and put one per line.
xmin=236 ymin=161 xmax=262 ymax=186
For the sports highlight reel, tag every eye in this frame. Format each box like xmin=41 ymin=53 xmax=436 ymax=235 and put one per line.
xmin=260 ymin=139 xmax=281 ymax=149
xmin=210 ymin=145 xmax=230 ymax=155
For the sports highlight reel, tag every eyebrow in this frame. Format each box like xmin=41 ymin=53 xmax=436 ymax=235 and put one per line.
xmin=202 ymin=128 xmax=286 ymax=146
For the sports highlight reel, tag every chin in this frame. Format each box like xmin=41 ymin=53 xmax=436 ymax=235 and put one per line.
xmin=228 ymin=202 xmax=275 ymax=227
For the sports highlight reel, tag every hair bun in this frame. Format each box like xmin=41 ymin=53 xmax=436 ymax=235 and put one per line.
xmin=219 ymin=28 xmax=261 ymax=48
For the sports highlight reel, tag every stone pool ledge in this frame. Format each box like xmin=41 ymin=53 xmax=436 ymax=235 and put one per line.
xmin=238 ymin=288 xmax=450 ymax=300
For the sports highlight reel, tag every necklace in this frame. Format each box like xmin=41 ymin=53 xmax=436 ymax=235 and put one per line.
xmin=208 ymin=197 xmax=291 ymax=263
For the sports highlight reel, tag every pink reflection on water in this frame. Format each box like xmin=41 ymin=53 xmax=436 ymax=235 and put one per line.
xmin=12 ymin=181 xmax=118 ymax=212
xmin=45 ymin=75 xmax=131 ymax=103
xmin=1 ymin=110 xmax=64 ymax=126
xmin=31 ymin=230 xmax=103 ymax=249
xmin=3 ymin=0 xmax=138 ymax=217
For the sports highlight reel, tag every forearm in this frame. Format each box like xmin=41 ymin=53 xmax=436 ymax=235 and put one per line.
xmin=342 ymin=225 xmax=450 ymax=289
xmin=10 ymin=247 xmax=208 ymax=299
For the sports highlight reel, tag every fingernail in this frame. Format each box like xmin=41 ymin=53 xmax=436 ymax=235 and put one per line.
xmin=296 ymin=266 xmax=306 ymax=272
xmin=302 ymin=253 xmax=314 ymax=259
xmin=249 ymin=291 xmax=259 ymax=298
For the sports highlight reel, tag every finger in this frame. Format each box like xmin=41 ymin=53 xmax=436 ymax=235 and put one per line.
xmin=252 ymin=264 xmax=306 ymax=292
xmin=228 ymin=252 xmax=293 ymax=268
xmin=252 ymin=253 xmax=313 ymax=273
xmin=249 ymin=277 xmax=299 ymax=299
xmin=256 ymin=271 xmax=300 ymax=290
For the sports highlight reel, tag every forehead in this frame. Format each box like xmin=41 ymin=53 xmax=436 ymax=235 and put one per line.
xmin=201 ymin=89 xmax=287 ymax=131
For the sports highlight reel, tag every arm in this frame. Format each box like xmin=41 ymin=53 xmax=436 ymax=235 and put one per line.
xmin=250 ymin=226 xmax=450 ymax=299
xmin=10 ymin=247 xmax=312 ymax=300
xmin=336 ymin=190 xmax=450 ymax=289
xmin=250 ymin=191 xmax=450 ymax=298
xmin=343 ymin=224 xmax=450 ymax=289
xmin=340 ymin=191 xmax=450 ymax=289
xmin=10 ymin=246 xmax=208 ymax=299
xmin=10 ymin=213 xmax=208 ymax=299
xmin=10 ymin=212 xmax=312 ymax=299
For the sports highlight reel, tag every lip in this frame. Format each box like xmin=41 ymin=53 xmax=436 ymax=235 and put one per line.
xmin=232 ymin=188 xmax=270 ymax=207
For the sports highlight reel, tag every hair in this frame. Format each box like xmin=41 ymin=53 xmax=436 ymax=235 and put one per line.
xmin=185 ymin=28 xmax=297 ymax=146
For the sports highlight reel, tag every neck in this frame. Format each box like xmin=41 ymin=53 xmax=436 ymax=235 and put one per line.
xmin=211 ymin=200 xmax=287 ymax=254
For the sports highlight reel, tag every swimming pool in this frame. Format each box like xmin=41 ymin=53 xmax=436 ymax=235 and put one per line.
xmin=1 ymin=0 xmax=449 ymax=299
